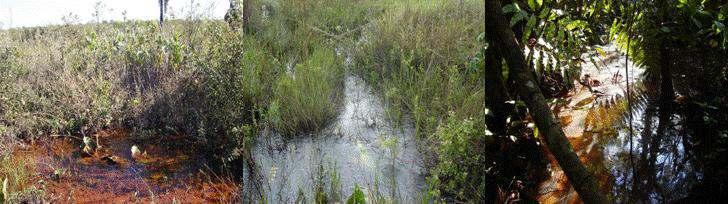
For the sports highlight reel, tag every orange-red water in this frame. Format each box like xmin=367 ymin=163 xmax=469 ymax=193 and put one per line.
xmin=11 ymin=130 xmax=238 ymax=203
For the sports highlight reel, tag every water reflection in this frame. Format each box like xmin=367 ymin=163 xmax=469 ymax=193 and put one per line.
xmin=604 ymin=97 xmax=700 ymax=203
xmin=241 ymin=75 xmax=426 ymax=202
xmin=538 ymin=44 xmax=707 ymax=203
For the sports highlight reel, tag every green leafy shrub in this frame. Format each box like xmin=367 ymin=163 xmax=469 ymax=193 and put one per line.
xmin=429 ymin=115 xmax=488 ymax=200
xmin=192 ymin=31 xmax=280 ymax=151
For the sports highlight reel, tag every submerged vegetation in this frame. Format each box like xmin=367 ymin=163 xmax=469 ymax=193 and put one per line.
xmin=1 ymin=0 xmax=727 ymax=203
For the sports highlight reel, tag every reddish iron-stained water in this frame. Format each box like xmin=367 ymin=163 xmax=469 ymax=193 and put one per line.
xmin=13 ymin=129 xmax=239 ymax=203
xmin=537 ymin=44 xmax=638 ymax=203
xmin=537 ymin=44 xmax=702 ymax=203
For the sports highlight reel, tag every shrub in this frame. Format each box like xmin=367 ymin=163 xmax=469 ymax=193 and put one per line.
xmin=429 ymin=115 xmax=488 ymax=200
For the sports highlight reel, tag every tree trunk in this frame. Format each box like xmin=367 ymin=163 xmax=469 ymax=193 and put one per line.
xmin=484 ymin=46 xmax=512 ymax=135
xmin=659 ymin=45 xmax=674 ymax=103
xmin=159 ymin=0 xmax=165 ymax=28
xmin=483 ymin=1 xmax=609 ymax=203
xmin=242 ymin=0 xmax=252 ymax=33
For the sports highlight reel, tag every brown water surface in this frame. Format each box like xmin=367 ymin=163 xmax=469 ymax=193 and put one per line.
xmin=13 ymin=129 xmax=238 ymax=203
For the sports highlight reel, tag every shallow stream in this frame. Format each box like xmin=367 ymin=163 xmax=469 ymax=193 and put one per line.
xmin=243 ymin=75 xmax=427 ymax=202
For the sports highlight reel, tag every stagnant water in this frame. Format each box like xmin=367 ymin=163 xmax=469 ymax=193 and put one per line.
xmin=538 ymin=44 xmax=704 ymax=203
xmin=604 ymin=99 xmax=700 ymax=203
xmin=242 ymin=75 xmax=426 ymax=202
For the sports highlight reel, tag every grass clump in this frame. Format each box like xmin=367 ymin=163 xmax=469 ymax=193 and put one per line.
xmin=270 ymin=47 xmax=344 ymax=135
xmin=255 ymin=0 xmax=373 ymax=58
xmin=355 ymin=0 xmax=484 ymax=137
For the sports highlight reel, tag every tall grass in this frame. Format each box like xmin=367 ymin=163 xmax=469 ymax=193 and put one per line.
xmin=270 ymin=47 xmax=344 ymax=135
xmin=353 ymin=0 xmax=487 ymax=200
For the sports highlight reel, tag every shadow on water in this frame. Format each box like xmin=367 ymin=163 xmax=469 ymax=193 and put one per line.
xmin=241 ymin=75 xmax=426 ymax=202
xmin=538 ymin=44 xmax=727 ymax=203
xmin=604 ymin=95 xmax=700 ymax=203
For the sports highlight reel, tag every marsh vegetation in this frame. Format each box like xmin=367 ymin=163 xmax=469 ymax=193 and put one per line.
xmin=1 ymin=0 xmax=727 ymax=203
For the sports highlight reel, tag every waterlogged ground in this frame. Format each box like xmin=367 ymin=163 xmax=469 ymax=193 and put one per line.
xmin=242 ymin=75 xmax=427 ymax=202
xmin=9 ymin=74 xmax=426 ymax=203
xmin=10 ymin=42 xmax=704 ymax=203
xmin=11 ymin=130 xmax=238 ymax=203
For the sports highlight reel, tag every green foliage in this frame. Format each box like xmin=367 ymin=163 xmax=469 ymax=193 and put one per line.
xmin=429 ymin=115 xmax=487 ymax=200
xmin=0 ymin=16 xmax=346 ymax=161
xmin=346 ymin=184 xmax=366 ymax=204
xmin=354 ymin=0 xmax=486 ymax=200
xmin=255 ymin=0 xmax=372 ymax=59
xmin=610 ymin=0 xmax=727 ymax=66
xmin=313 ymin=164 xmax=329 ymax=204
xmin=0 ymin=27 xmax=127 ymax=139
xmin=502 ymin=0 xmax=597 ymax=85
xmin=356 ymin=0 xmax=484 ymax=136
xmin=315 ymin=188 xmax=328 ymax=204
xmin=356 ymin=0 xmax=483 ymax=75
xmin=0 ymin=151 xmax=41 ymax=203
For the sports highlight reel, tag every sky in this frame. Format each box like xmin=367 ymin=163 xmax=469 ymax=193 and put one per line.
xmin=0 ymin=0 xmax=229 ymax=29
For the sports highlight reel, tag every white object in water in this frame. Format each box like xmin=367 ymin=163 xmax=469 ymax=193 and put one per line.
xmin=131 ymin=145 xmax=142 ymax=160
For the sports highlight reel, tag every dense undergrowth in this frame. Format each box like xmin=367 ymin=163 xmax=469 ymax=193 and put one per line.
xmin=0 ymin=0 xmax=372 ymax=139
